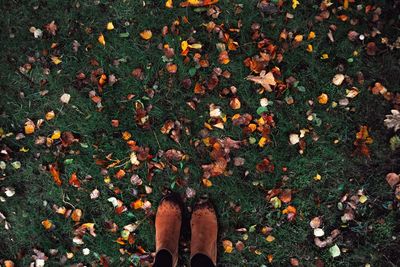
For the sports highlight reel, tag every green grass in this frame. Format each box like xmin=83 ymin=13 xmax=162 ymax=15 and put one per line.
xmin=1 ymin=0 xmax=400 ymax=266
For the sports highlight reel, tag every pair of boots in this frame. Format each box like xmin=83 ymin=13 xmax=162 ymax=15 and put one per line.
xmin=153 ymin=193 xmax=218 ymax=267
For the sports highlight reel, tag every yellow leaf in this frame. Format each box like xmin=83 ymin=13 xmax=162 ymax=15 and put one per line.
xmin=165 ymin=0 xmax=173 ymax=8
xmin=307 ymin=31 xmax=315 ymax=40
xmin=106 ymin=22 xmax=115 ymax=30
xmin=51 ymin=130 xmax=61 ymax=140
xmin=343 ymin=0 xmax=349 ymax=9
xmin=314 ymin=173 xmax=321 ymax=181
xmin=292 ymin=0 xmax=300 ymax=9
xmin=51 ymin=56 xmax=62 ymax=65
xmin=98 ymin=33 xmax=106 ymax=46
xmin=188 ymin=43 xmax=202 ymax=49
xmin=45 ymin=110 xmax=55 ymax=120
xmin=24 ymin=120 xmax=35 ymax=134
xmin=202 ymin=178 xmax=212 ymax=187
xmin=266 ymin=235 xmax=275 ymax=242
xmin=19 ymin=147 xmax=29 ymax=152
xmin=181 ymin=40 xmax=189 ymax=51
xmin=258 ymin=137 xmax=267 ymax=148
xmin=359 ymin=195 xmax=368 ymax=204
xmin=321 ymin=53 xmax=329 ymax=59
xmin=140 ymin=30 xmax=152 ymax=40
xmin=317 ymin=93 xmax=328 ymax=104
xmin=306 ymin=44 xmax=313 ymax=52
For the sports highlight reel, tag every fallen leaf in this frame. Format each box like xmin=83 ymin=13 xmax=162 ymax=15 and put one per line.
xmin=318 ymin=93 xmax=329 ymax=104
xmin=386 ymin=173 xmax=400 ymax=188
xmin=222 ymin=240 xmax=233 ymax=253
xmin=180 ymin=0 xmax=219 ymax=7
xmin=292 ymin=0 xmax=300 ymax=9
xmin=24 ymin=120 xmax=35 ymax=134
xmin=166 ymin=0 xmax=173 ymax=8
xmin=310 ymin=217 xmax=321 ymax=229
xmin=289 ymin=134 xmax=300 ymax=145
xmin=60 ymin=93 xmax=71 ymax=104
xmin=45 ymin=111 xmax=55 ymax=121
xmin=140 ymin=30 xmax=152 ymax=40
xmin=329 ymin=244 xmax=341 ymax=258
xmin=45 ymin=21 xmax=57 ymax=35
xmin=246 ymin=71 xmax=276 ymax=92
xmin=314 ymin=228 xmax=325 ymax=237
xmin=71 ymin=209 xmax=82 ymax=222
xmin=106 ymin=22 xmax=114 ymax=30
xmin=98 ymin=33 xmax=106 ymax=46
xmin=49 ymin=164 xmax=62 ymax=186
xmin=42 ymin=219 xmax=53 ymax=230
xmin=69 ymin=172 xmax=81 ymax=188
xmin=332 ymin=74 xmax=345 ymax=86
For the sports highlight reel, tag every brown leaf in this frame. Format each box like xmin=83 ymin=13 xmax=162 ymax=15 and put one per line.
xmin=165 ymin=149 xmax=184 ymax=161
xmin=366 ymin=42 xmax=377 ymax=56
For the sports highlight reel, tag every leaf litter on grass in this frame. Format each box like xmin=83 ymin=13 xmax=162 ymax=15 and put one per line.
xmin=0 ymin=0 xmax=399 ymax=266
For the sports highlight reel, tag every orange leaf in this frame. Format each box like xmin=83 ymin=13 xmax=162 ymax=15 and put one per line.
xmin=166 ymin=63 xmax=178 ymax=74
xmin=202 ymin=178 xmax=212 ymax=187
xmin=180 ymin=0 xmax=218 ymax=7
xmin=279 ymin=189 xmax=292 ymax=203
xmin=222 ymin=240 xmax=233 ymax=253
xmin=98 ymin=33 xmax=106 ymax=46
xmin=71 ymin=209 xmax=82 ymax=222
xmin=42 ymin=219 xmax=53 ymax=230
xmin=132 ymin=199 xmax=144 ymax=209
xmin=24 ymin=120 xmax=35 ymax=135
xmin=115 ymin=169 xmax=126 ymax=179
xmin=91 ymin=95 xmax=102 ymax=103
xmin=317 ymin=93 xmax=328 ymax=104
xmin=140 ymin=30 xmax=152 ymax=40
xmin=218 ymin=51 xmax=230 ymax=64
xmin=69 ymin=172 xmax=81 ymax=188
xmin=49 ymin=164 xmax=62 ymax=186
xmin=194 ymin=82 xmax=205 ymax=94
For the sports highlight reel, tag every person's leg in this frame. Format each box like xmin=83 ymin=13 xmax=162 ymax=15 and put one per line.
xmin=190 ymin=253 xmax=216 ymax=267
xmin=153 ymin=249 xmax=173 ymax=267
xmin=190 ymin=198 xmax=218 ymax=266
xmin=153 ymin=192 xmax=183 ymax=267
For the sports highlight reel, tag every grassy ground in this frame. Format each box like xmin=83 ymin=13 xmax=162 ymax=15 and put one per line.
xmin=1 ymin=0 xmax=400 ymax=266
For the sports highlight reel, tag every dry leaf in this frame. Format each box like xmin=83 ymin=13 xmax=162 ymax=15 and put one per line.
xmin=140 ymin=30 xmax=153 ymax=40
xmin=332 ymin=74 xmax=345 ymax=86
xmin=49 ymin=164 xmax=62 ymax=186
xmin=246 ymin=71 xmax=276 ymax=92
xmin=318 ymin=93 xmax=329 ymax=104
xmin=222 ymin=240 xmax=233 ymax=253
xmin=98 ymin=33 xmax=106 ymax=46
xmin=71 ymin=209 xmax=82 ymax=222
xmin=386 ymin=173 xmax=400 ymax=188
xmin=384 ymin=110 xmax=400 ymax=132
xmin=60 ymin=93 xmax=71 ymax=104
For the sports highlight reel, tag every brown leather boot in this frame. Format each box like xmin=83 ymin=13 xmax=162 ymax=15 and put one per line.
xmin=154 ymin=193 xmax=182 ymax=267
xmin=190 ymin=199 xmax=218 ymax=266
